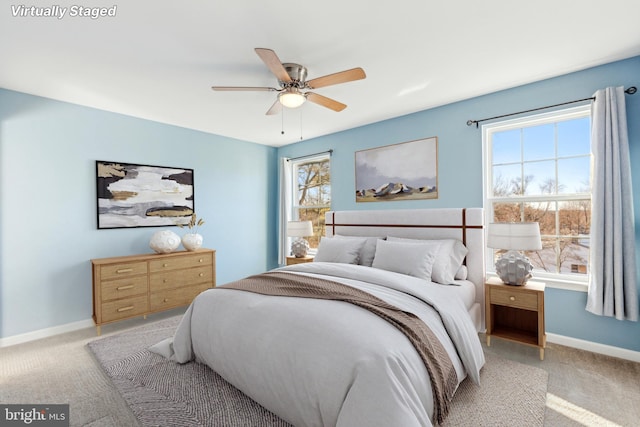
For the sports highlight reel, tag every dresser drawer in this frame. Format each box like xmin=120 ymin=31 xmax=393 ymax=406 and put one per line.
xmin=101 ymin=275 xmax=147 ymax=301
xmin=150 ymin=283 xmax=210 ymax=311
xmin=490 ymin=288 xmax=538 ymax=311
xmin=149 ymin=252 xmax=213 ymax=273
xmin=99 ymin=261 xmax=148 ymax=280
xmin=101 ymin=295 xmax=148 ymax=323
xmin=149 ymin=265 xmax=213 ymax=292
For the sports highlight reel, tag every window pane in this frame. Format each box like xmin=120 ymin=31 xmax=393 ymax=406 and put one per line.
xmin=492 ymin=129 xmax=521 ymax=164
xmin=297 ymin=160 xmax=330 ymax=206
xmin=530 ymin=237 xmax=557 ymax=273
xmin=558 ymin=200 xmax=591 ymax=236
xmin=523 ymin=160 xmax=555 ymax=195
xmin=558 ymin=156 xmax=590 ymax=193
xmin=523 ymin=124 xmax=555 ymax=161
xmin=524 ymin=201 xmax=556 ymax=236
xmin=558 ymin=237 xmax=589 ymax=275
xmin=492 ymin=164 xmax=521 ymax=196
xmin=492 ymin=202 xmax=522 ymax=222
xmin=558 ymin=117 xmax=590 ymax=157
xmin=298 ymin=207 xmax=330 ymax=249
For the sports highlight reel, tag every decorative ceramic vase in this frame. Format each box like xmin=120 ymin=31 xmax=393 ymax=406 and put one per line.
xmin=149 ymin=230 xmax=181 ymax=254
xmin=291 ymin=238 xmax=310 ymax=257
xmin=182 ymin=233 xmax=203 ymax=251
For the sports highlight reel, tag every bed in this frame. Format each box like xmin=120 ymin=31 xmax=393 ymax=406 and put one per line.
xmin=152 ymin=208 xmax=486 ymax=427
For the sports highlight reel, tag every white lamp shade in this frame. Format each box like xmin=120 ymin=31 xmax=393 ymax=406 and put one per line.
xmin=287 ymin=220 xmax=313 ymax=237
xmin=487 ymin=222 xmax=542 ymax=251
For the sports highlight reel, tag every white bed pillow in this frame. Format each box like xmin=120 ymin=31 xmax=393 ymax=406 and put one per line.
xmin=455 ymin=265 xmax=468 ymax=280
xmin=371 ymin=239 xmax=439 ymax=281
xmin=386 ymin=237 xmax=468 ymax=284
xmin=333 ymin=235 xmax=382 ymax=267
xmin=313 ymin=237 xmax=366 ymax=264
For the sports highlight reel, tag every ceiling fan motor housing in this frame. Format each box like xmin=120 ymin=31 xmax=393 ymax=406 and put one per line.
xmin=280 ymin=63 xmax=307 ymax=88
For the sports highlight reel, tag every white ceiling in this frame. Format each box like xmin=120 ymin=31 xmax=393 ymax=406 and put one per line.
xmin=2 ymin=1 xmax=639 ymax=147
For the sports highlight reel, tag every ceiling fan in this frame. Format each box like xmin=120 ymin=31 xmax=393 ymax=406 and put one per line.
xmin=212 ymin=48 xmax=366 ymax=115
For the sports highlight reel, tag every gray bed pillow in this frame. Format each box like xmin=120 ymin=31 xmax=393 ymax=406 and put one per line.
xmin=332 ymin=235 xmax=383 ymax=267
xmin=313 ymin=237 xmax=366 ymax=264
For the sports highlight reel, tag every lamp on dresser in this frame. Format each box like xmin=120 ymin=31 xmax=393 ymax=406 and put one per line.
xmin=487 ymin=222 xmax=542 ymax=286
xmin=287 ymin=220 xmax=313 ymax=258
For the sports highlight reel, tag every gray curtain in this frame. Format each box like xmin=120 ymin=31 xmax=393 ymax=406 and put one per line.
xmin=586 ymin=86 xmax=638 ymax=321
xmin=277 ymin=157 xmax=292 ymax=265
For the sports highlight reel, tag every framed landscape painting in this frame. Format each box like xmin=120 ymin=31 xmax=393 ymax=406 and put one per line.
xmin=355 ymin=137 xmax=438 ymax=202
xmin=96 ymin=161 xmax=194 ymax=229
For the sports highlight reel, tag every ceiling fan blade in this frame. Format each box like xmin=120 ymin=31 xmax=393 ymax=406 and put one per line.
xmin=212 ymin=86 xmax=277 ymax=91
xmin=306 ymin=67 xmax=366 ymax=89
xmin=255 ymin=48 xmax=292 ymax=83
xmin=266 ymin=99 xmax=282 ymax=115
xmin=306 ymin=92 xmax=346 ymax=112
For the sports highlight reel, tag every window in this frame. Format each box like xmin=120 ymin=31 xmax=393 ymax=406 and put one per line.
xmin=291 ymin=154 xmax=331 ymax=251
xmin=483 ymin=105 xmax=591 ymax=285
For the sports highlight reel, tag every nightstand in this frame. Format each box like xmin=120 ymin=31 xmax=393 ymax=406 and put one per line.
xmin=286 ymin=256 xmax=314 ymax=265
xmin=485 ymin=276 xmax=546 ymax=360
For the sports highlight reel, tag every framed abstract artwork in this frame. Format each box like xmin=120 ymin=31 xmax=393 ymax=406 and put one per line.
xmin=96 ymin=161 xmax=194 ymax=229
xmin=355 ymin=136 xmax=438 ymax=202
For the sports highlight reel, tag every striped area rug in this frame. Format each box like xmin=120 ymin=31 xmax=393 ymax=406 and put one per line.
xmin=88 ymin=315 xmax=548 ymax=426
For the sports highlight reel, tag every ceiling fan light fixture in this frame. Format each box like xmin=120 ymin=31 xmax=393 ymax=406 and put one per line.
xmin=279 ymin=88 xmax=306 ymax=108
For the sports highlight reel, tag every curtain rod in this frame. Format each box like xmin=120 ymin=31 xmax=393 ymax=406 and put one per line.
xmin=286 ymin=149 xmax=333 ymax=162
xmin=466 ymin=86 xmax=637 ymax=128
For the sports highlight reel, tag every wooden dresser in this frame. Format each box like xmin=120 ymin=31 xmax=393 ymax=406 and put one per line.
xmin=91 ymin=248 xmax=215 ymax=335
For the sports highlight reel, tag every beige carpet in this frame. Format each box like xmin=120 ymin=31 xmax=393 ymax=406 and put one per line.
xmin=87 ymin=315 xmax=548 ymax=426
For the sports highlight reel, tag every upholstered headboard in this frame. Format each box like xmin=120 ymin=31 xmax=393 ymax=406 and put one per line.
xmin=325 ymin=208 xmax=485 ymax=329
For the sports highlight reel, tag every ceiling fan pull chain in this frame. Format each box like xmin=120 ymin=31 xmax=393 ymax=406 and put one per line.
xmin=281 ymin=107 xmax=285 ymax=135
xmin=300 ymin=109 xmax=303 ymax=140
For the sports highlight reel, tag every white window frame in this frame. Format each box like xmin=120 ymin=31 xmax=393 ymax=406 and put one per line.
xmin=482 ymin=105 xmax=591 ymax=291
xmin=290 ymin=153 xmax=331 ymax=255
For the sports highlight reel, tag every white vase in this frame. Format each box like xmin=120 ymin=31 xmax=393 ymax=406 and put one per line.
xmin=149 ymin=230 xmax=181 ymax=254
xmin=182 ymin=233 xmax=203 ymax=251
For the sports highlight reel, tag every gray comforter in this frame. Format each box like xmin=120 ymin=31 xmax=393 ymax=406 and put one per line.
xmin=151 ymin=262 xmax=485 ymax=427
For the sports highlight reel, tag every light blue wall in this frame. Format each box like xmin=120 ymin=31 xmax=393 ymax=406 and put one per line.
xmin=278 ymin=56 xmax=640 ymax=352
xmin=0 ymin=89 xmax=277 ymax=338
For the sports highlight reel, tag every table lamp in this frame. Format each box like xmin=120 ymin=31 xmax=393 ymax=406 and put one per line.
xmin=487 ymin=222 xmax=542 ymax=286
xmin=287 ymin=220 xmax=313 ymax=257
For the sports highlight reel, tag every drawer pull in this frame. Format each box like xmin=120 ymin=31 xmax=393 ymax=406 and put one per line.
xmin=163 ymin=279 xmax=168 ymax=283
xmin=116 ymin=268 xmax=133 ymax=274
xmin=163 ymin=298 xmax=169 ymax=303
xmin=509 ymin=296 xmax=516 ymax=301
xmin=116 ymin=285 xmax=134 ymax=291
xmin=199 ymin=273 xmax=204 ymax=277
xmin=163 ymin=263 xmax=169 ymax=268
xmin=117 ymin=306 xmax=134 ymax=312
xmin=199 ymin=258 xmax=203 ymax=263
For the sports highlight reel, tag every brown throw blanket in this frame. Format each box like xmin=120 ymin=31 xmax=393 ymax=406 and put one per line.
xmin=222 ymin=271 xmax=458 ymax=425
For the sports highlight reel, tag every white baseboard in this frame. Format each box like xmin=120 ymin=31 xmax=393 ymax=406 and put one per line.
xmin=547 ymin=333 xmax=640 ymax=363
xmin=0 ymin=318 xmax=95 ymax=348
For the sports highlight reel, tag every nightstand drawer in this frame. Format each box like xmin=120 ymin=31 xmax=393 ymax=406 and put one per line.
xmin=490 ymin=288 xmax=538 ymax=311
